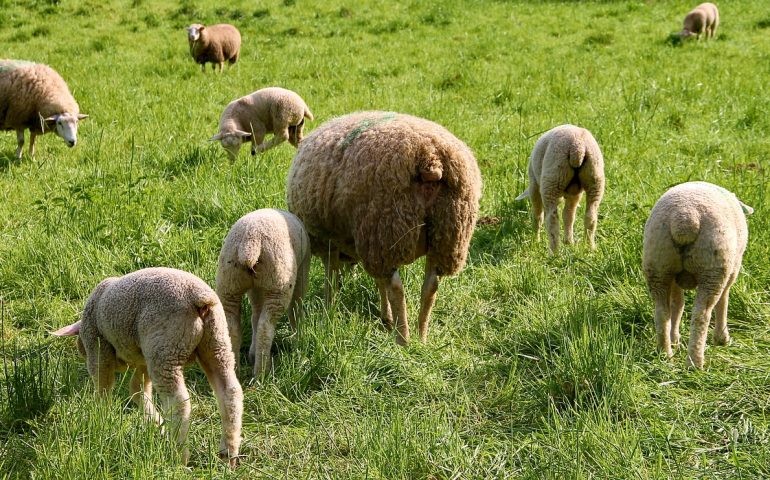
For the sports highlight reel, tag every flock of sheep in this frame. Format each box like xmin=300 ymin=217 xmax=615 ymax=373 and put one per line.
xmin=0 ymin=0 xmax=752 ymax=468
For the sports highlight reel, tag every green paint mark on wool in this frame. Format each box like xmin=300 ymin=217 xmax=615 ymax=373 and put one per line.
xmin=0 ymin=60 xmax=36 ymax=73
xmin=340 ymin=113 xmax=398 ymax=148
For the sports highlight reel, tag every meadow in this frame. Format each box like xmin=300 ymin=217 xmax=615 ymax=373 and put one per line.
xmin=1 ymin=0 xmax=769 ymax=477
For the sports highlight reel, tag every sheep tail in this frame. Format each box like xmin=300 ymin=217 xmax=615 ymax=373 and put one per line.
xmin=237 ymin=237 xmax=261 ymax=275
xmin=51 ymin=320 xmax=81 ymax=336
xmin=193 ymin=292 xmax=220 ymax=321
xmin=669 ymin=211 xmax=700 ymax=245
xmin=515 ymin=188 xmax=530 ymax=201
xmin=568 ymin=139 xmax=586 ymax=169
xmin=304 ymin=108 xmax=314 ymax=121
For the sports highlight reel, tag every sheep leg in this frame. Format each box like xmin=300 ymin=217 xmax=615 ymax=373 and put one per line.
xmin=323 ymin=248 xmax=341 ymax=304
xmin=219 ymin=293 xmax=243 ymax=369
xmin=387 ymin=271 xmax=409 ymax=345
xmin=200 ymin=63 xmax=206 ymax=73
xmin=151 ymin=365 xmax=192 ymax=465
xmin=15 ymin=130 xmax=24 ymax=159
xmin=669 ymin=283 xmax=685 ymax=348
xmin=246 ymin=289 xmax=264 ymax=366
xmin=197 ymin=331 xmax=243 ymax=467
xmin=29 ymin=132 xmax=37 ymax=158
xmin=543 ymin=198 xmax=561 ymax=255
xmin=417 ymin=262 xmax=439 ymax=343
xmin=712 ymin=272 xmax=737 ymax=346
xmin=87 ymin=337 xmax=117 ymax=395
xmin=251 ymin=293 xmax=287 ymax=378
xmin=256 ymin=129 xmax=290 ymax=153
xmin=686 ymin=283 xmax=724 ymax=369
xmin=530 ymin=181 xmax=544 ymax=238
xmin=288 ymin=253 xmax=311 ymax=330
xmin=651 ymin=283 xmax=674 ymax=358
xmin=562 ymin=192 xmax=582 ymax=245
xmin=584 ymin=189 xmax=602 ymax=250
xmin=375 ymin=279 xmax=394 ymax=331
xmin=130 ymin=365 xmax=161 ymax=425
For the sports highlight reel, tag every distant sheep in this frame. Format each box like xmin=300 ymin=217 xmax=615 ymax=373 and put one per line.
xmin=210 ymin=87 xmax=313 ymax=161
xmin=643 ymin=182 xmax=752 ymax=369
xmin=0 ymin=60 xmax=88 ymax=159
xmin=287 ymin=111 xmax=482 ymax=345
xmin=186 ymin=23 xmax=241 ymax=72
xmin=52 ymin=267 xmax=243 ymax=466
xmin=216 ymin=209 xmax=310 ymax=378
xmin=516 ymin=124 xmax=605 ymax=255
xmin=679 ymin=3 xmax=719 ymax=40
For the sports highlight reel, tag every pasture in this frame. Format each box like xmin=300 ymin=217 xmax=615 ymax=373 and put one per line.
xmin=1 ymin=0 xmax=769 ymax=477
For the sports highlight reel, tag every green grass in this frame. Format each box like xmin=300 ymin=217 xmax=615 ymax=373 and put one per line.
xmin=1 ymin=0 xmax=770 ymax=477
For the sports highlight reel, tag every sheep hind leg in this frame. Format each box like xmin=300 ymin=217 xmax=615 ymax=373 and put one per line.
xmin=15 ymin=130 xmax=24 ymax=159
xmin=375 ymin=278 xmax=394 ymax=332
xmin=387 ymin=271 xmax=409 ymax=346
xmin=251 ymin=292 xmax=288 ymax=378
xmin=669 ymin=283 xmax=685 ymax=348
xmin=130 ymin=365 xmax=161 ymax=425
xmin=288 ymin=253 xmax=310 ymax=330
xmin=583 ymin=189 xmax=602 ymax=250
xmin=219 ymin=293 xmax=243 ymax=370
xmin=322 ymin=248 xmax=341 ymax=304
xmin=417 ymin=262 xmax=439 ymax=343
xmin=29 ymin=133 xmax=37 ymax=158
xmin=150 ymin=364 xmax=192 ymax=465
xmin=543 ymin=197 xmax=561 ymax=255
xmin=562 ymin=192 xmax=581 ymax=245
xmin=530 ymin=181 xmax=544 ymax=239
xmin=686 ymin=282 xmax=724 ymax=369
xmin=651 ymin=282 xmax=674 ymax=359
xmin=246 ymin=289 xmax=264 ymax=366
xmin=198 ymin=346 xmax=243 ymax=467
xmin=256 ymin=128 xmax=289 ymax=153
xmin=712 ymin=272 xmax=737 ymax=346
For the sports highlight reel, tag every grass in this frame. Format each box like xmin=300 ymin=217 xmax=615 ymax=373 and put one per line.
xmin=1 ymin=0 xmax=770 ymax=477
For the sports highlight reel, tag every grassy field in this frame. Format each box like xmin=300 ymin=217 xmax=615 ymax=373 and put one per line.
xmin=1 ymin=0 xmax=769 ymax=477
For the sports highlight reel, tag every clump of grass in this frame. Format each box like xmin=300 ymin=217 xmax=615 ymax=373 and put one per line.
xmin=584 ymin=33 xmax=613 ymax=46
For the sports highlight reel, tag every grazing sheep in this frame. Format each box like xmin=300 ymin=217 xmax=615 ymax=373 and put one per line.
xmin=186 ymin=23 xmax=241 ymax=72
xmin=286 ymin=111 xmax=482 ymax=345
xmin=0 ymin=60 xmax=88 ymax=159
xmin=216 ymin=209 xmax=311 ymax=378
xmin=52 ymin=267 xmax=243 ymax=466
xmin=679 ymin=3 xmax=719 ymax=40
xmin=210 ymin=87 xmax=314 ymax=161
xmin=643 ymin=181 xmax=752 ymax=369
xmin=515 ymin=124 xmax=605 ymax=255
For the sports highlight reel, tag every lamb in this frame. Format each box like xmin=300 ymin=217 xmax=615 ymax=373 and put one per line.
xmin=679 ymin=3 xmax=719 ymax=40
xmin=643 ymin=181 xmax=752 ymax=369
xmin=515 ymin=124 xmax=605 ymax=255
xmin=52 ymin=267 xmax=243 ymax=466
xmin=0 ymin=60 xmax=88 ymax=159
xmin=186 ymin=23 xmax=241 ymax=72
xmin=216 ymin=209 xmax=311 ymax=378
xmin=210 ymin=87 xmax=314 ymax=161
xmin=286 ymin=111 xmax=482 ymax=345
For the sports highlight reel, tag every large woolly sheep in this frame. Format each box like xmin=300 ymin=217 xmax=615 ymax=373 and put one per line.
xmin=643 ymin=182 xmax=752 ymax=369
xmin=0 ymin=60 xmax=88 ymax=159
xmin=186 ymin=24 xmax=241 ymax=72
xmin=216 ymin=209 xmax=310 ymax=378
xmin=52 ymin=267 xmax=243 ymax=466
xmin=515 ymin=124 xmax=605 ymax=255
xmin=210 ymin=87 xmax=313 ymax=161
xmin=679 ymin=3 xmax=719 ymax=40
xmin=286 ymin=111 xmax=482 ymax=345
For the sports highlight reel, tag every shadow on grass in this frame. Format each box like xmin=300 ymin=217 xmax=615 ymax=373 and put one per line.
xmin=0 ymin=151 xmax=22 ymax=171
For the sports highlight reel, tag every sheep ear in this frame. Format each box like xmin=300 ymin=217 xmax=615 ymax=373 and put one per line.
xmin=77 ymin=114 xmax=89 ymax=120
xmin=198 ymin=25 xmax=205 ymax=32
xmin=235 ymin=130 xmax=252 ymax=140
xmin=209 ymin=133 xmax=223 ymax=141
xmin=51 ymin=321 xmax=81 ymax=336
xmin=44 ymin=115 xmax=58 ymax=126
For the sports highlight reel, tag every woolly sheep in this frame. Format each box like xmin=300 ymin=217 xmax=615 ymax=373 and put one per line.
xmin=679 ymin=3 xmax=719 ymax=40
xmin=286 ymin=111 xmax=482 ymax=345
xmin=0 ymin=60 xmax=88 ymax=159
xmin=643 ymin=181 xmax=752 ymax=369
xmin=216 ymin=209 xmax=311 ymax=378
xmin=186 ymin=24 xmax=241 ymax=72
xmin=210 ymin=87 xmax=314 ymax=161
xmin=515 ymin=124 xmax=605 ymax=255
xmin=52 ymin=267 xmax=243 ymax=466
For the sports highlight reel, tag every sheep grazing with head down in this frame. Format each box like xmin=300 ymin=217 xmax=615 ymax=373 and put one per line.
xmin=186 ymin=23 xmax=241 ymax=72
xmin=643 ymin=182 xmax=752 ymax=369
xmin=516 ymin=124 xmax=605 ymax=255
xmin=679 ymin=3 xmax=719 ymax=40
xmin=52 ymin=267 xmax=243 ymax=467
xmin=286 ymin=111 xmax=482 ymax=345
xmin=0 ymin=60 xmax=88 ymax=159
xmin=216 ymin=209 xmax=311 ymax=378
xmin=210 ymin=87 xmax=313 ymax=161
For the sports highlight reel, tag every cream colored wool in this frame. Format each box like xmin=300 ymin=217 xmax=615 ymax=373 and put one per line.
xmin=0 ymin=60 xmax=87 ymax=159
xmin=187 ymin=23 xmax=241 ymax=72
xmin=516 ymin=124 xmax=605 ymax=255
xmin=210 ymin=87 xmax=314 ymax=161
xmin=286 ymin=111 xmax=482 ymax=345
xmin=643 ymin=182 xmax=751 ymax=369
xmin=52 ymin=267 xmax=243 ymax=467
xmin=680 ymin=3 xmax=719 ymax=40
xmin=216 ymin=209 xmax=310 ymax=378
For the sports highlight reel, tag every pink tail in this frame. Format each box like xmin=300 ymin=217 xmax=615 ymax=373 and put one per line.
xmin=51 ymin=320 xmax=81 ymax=336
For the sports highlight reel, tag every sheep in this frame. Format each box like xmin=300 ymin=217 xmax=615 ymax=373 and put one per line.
xmin=186 ymin=23 xmax=241 ymax=72
xmin=679 ymin=3 xmax=719 ymax=40
xmin=515 ymin=124 xmax=605 ymax=255
xmin=216 ymin=209 xmax=311 ymax=378
xmin=209 ymin=87 xmax=314 ymax=161
xmin=0 ymin=60 xmax=88 ymax=159
xmin=286 ymin=111 xmax=482 ymax=345
xmin=643 ymin=181 xmax=752 ymax=369
xmin=52 ymin=267 xmax=243 ymax=466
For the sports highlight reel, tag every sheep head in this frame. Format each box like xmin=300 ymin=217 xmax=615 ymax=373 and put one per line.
xmin=210 ymin=130 xmax=252 ymax=161
xmin=43 ymin=112 xmax=88 ymax=147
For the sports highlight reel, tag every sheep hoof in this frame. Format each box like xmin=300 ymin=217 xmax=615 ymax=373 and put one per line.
xmin=713 ymin=334 xmax=731 ymax=346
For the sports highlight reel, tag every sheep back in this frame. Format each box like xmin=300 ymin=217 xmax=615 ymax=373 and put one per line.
xmin=0 ymin=60 xmax=80 ymax=133
xmin=287 ymin=111 xmax=482 ymax=278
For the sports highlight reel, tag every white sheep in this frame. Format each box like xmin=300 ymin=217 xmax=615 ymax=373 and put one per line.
xmin=186 ymin=23 xmax=241 ymax=72
xmin=0 ymin=60 xmax=88 ymax=159
xmin=515 ymin=124 xmax=605 ymax=255
xmin=52 ymin=267 xmax=243 ymax=466
xmin=679 ymin=3 xmax=719 ymax=40
xmin=215 ymin=209 xmax=310 ymax=378
xmin=210 ymin=87 xmax=314 ymax=161
xmin=643 ymin=181 xmax=752 ymax=369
